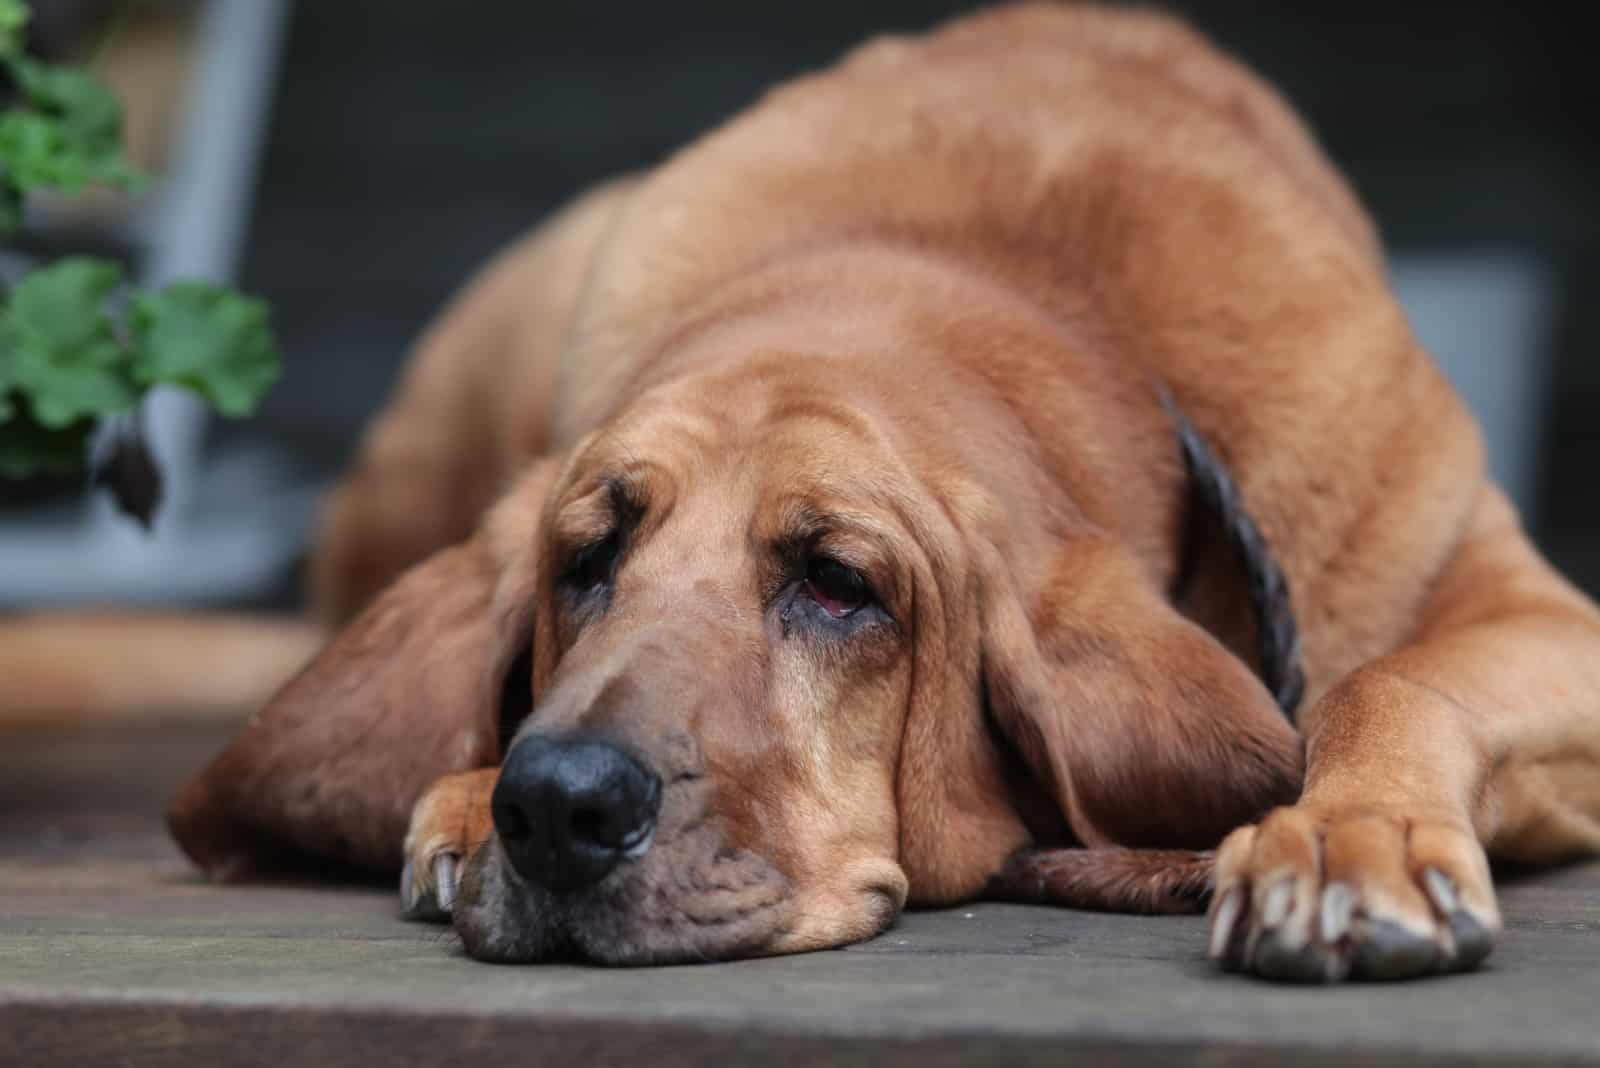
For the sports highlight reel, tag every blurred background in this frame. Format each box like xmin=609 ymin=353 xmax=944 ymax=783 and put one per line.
xmin=3 ymin=0 xmax=1597 ymax=609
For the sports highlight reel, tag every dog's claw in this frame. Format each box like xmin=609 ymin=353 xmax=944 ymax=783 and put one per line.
xmin=1422 ymin=867 xmax=1458 ymax=915
xmin=1245 ymin=876 xmax=1344 ymax=983
xmin=1319 ymin=882 xmax=1355 ymax=944
xmin=1259 ymin=877 xmax=1294 ymax=929
xmin=1207 ymin=883 xmax=1246 ymax=967
xmin=399 ymin=860 xmax=417 ymax=912
xmin=1420 ymin=866 xmax=1496 ymax=971
xmin=435 ymin=854 xmax=459 ymax=913
xmin=399 ymin=852 xmax=458 ymax=923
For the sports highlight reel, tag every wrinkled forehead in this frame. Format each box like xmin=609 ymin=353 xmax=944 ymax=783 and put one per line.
xmin=564 ymin=363 xmax=903 ymax=513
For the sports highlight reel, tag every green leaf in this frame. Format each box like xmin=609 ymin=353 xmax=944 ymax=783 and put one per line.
xmin=0 ymin=0 xmax=27 ymax=58
xmin=130 ymin=283 xmax=281 ymax=417
xmin=12 ymin=56 xmax=122 ymax=142
xmin=0 ymin=56 xmax=143 ymax=194
xmin=0 ymin=256 xmax=138 ymax=427
xmin=0 ymin=111 xmax=75 ymax=190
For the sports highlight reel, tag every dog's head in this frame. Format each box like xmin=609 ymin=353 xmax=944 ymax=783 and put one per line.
xmin=457 ymin=354 xmax=929 ymax=961
xmin=177 ymin=284 xmax=1302 ymax=963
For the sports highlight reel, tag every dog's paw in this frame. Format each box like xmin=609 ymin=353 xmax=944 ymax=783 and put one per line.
xmin=399 ymin=768 xmax=499 ymax=924
xmin=1207 ymin=804 xmax=1501 ymax=982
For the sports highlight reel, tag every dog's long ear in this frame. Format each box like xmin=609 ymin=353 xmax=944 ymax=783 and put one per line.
xmin=167 ymin=462 xmax=559 ymax=881
xmin=980 ymin=534 xmax=1303 ymax=851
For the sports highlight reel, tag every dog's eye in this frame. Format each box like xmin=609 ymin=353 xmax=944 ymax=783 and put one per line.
xmin=565 ymin=530 xmax=621 ymax=592
xmin=803 ymin=556 xmax=871 ymax=618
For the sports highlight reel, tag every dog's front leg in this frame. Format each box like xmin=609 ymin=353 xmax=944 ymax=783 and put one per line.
xmin=1210 ymin=488 xmax=1600 ymax=981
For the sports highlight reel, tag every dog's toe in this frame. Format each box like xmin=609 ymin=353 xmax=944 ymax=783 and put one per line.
xmin=399 ymin=852 xmax=460 ymax=922
xmin=1348 ymin=915 xmax=1440 ymax=980
xmin=399 ymin=769 xmax=498 ymax=924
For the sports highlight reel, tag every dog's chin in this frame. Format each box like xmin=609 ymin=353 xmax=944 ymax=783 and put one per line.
xmin=453 ymin=833 xmax=794 ymax=965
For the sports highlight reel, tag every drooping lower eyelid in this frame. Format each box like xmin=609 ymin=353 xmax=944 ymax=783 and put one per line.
xmin=801 ymin=573 xmax=895 ymax=626
xmin=806 ymin=594 xmax=895 ymax=635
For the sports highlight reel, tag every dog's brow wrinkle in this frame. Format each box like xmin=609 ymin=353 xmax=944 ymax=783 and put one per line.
xmin=765 ymin=396 xmax=874 ymax=442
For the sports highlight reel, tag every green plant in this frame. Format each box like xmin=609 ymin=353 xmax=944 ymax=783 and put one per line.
xmin=0 ymin=0 xmax=279 ymax=521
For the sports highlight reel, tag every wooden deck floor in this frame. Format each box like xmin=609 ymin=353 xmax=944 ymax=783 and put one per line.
xmin=3 ymin=721 xmax=1598 ymax=1066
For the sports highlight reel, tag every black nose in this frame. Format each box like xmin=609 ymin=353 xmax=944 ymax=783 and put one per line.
xmin=491 ymin=735 xmax=662 ymax=890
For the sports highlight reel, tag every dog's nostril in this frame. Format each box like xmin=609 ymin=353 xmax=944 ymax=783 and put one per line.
xmin=569 ymin=806 xmax=607 ymax=845
xmin=493 ymin=799 xmax=532 ymax=842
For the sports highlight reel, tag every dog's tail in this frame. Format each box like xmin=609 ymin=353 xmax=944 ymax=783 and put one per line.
xmin=0 ymin=613 xmax=325 ymax=724
xmin=988 ymin=847 xmax=1215 ymax=914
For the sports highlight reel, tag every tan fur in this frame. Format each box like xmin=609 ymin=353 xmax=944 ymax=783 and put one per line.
xmin=11 ymin=4 xmax=1599 ymax=979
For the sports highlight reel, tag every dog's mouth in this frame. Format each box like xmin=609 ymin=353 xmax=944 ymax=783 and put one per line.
xmin=453 ymin=814 xmax=792 ymax=965
xmin=452 ymin=730 xmax=793 ymax=963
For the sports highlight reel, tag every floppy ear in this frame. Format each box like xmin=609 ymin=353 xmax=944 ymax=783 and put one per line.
xmin=167 ymin=462 xmax=558 ymax=881
xmin=981 ymin=534 xmax=1303 ymax=853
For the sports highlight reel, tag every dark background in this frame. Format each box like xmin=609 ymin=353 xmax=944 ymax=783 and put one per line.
xmin=222 ymin=1 xmax=1598 ymax=598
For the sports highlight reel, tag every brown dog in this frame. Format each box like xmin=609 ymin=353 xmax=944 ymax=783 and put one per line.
xmin=130 ymin=3 xmax=1600 ymax=979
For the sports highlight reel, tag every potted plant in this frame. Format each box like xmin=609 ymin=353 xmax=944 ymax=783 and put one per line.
xmin=0 ymin=0 xmax=277 ymax=526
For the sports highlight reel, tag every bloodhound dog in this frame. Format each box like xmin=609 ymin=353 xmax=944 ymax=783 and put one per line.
xmin=146 ymin=3 xmax=1600 ymax=980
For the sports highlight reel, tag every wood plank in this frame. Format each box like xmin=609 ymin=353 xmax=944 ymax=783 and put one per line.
xmin=2 ymin=723 xmax=1598 ymax=1066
